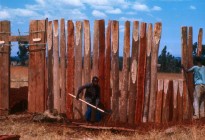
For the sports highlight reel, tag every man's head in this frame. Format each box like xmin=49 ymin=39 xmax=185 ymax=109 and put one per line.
xmin=194 ymin=56 xmax=202 ymax=65
xmin=92 ymin=76 xmax=99 ymax=86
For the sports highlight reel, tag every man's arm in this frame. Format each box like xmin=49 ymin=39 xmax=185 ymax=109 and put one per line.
xmin=76 ymin=83 xmax=90 ymax=100
xmin=181 ymin=64 xmax=194 ymax=73
xmin=95 ymin=86 xmax=100 ymax=106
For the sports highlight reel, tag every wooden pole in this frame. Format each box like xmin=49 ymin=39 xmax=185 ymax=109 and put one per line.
xmin=155 ymin=79 xmax=163 ymax=123
xmin=93 ymin=20 xmax=99 ymax=77
xmin=74 ymin=21 xmax=83 ymax=119
xmin=197 ymin=28 xmax=203 ymax=56
xmin=128 ymin=21 xmax=139 ymax=124
xmin=181 ymin=26 xmax=189 ymax=120
xmin=149 ymin=22 xmax=162 ymax=122
xmin=60 ymin=18 xmax=66 ymax=113
xmin=187 ymin=27 xmax=194 ymax=119
xmin=143 ymin=23 xmax=152 ymax=122
xmin=104 ymin=20 xmax=111 ymax=110
xmin=173 ymin=80 xmax=179 ymax=121
xmin=99 ymin=20 xmax=105 ymax=104
xmin=178 ymin=80 xmax=183 ymax=122
xmin=135 ymin=22 xmax=147 ymax=124
xmin=111 ymin=20 xmax=120 ymax=122
xmin=83 ymin=20 xmax=91 ymax=114
xmin=47 ymin=21 xmax=53 ymax=112
xmin=53 ymin=20 xmax=60 ymax=112
xmin=0 ymin=21 xmax=10 ymax=115
xmin=66 ymin=20 xmax=75 ymax=119
xmin=120 ymin=21 xmax=130 ymax=123
xmin=162 ymin=80 xmax=170 ymax=123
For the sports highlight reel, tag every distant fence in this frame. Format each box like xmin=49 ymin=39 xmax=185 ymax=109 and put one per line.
xmin=0 ymin=19 xmax=204 ymax=125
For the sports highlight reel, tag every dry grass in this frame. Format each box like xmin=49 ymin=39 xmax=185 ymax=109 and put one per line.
xmin=1 ymin=114 xmax=205 ymax=140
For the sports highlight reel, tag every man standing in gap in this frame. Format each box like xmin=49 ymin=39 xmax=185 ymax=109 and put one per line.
xmin=76 ymin=76 xmax=101 ymax=122
xmin=182 ymin=56 xmax=205 ymax=119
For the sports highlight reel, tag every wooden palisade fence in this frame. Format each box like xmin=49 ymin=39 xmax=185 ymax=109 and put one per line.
xmin=0 ymin=19 xmax=204 ymax=125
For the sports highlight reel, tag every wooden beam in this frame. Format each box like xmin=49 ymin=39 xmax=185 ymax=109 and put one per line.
xmin=9 ymin=35 xmax=29 ymax=42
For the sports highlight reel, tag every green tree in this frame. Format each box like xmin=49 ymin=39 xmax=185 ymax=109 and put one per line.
xmin=158 ymin=46 xmax=181 ymax=73
xmin=17 ymin=41 xmax=29 ymax=66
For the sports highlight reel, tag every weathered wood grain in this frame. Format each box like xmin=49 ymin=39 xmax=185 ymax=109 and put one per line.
xmin=135 ymin=22 xmax=147 ymax=124
xmin=60 ymin=18 xmax=66 ymax=113
xmin=74 ymin=21 xmax=83 ymax=119
xmin=104 ymin=20 xmax=111 ymax=110
xmin=53 ymin=20 xmax=60 ymax=112
xmin=143 ymin=23 xmax=152 ymax=122
xmin=155 ymin=79 xmax=163 ymax=123
xmin=66 ymin=20 xmax=75 ymax=119
xmin=149 ymin=22 xmax=162 ymax=122
xmin=93 ymin=20 xmax=99 ymax=77
xmin=197 ymin=28 xmax=203 ymax=56
xmin=120 ymin=21 xmax=130 ymax=123
xmin=111 ymin=20 xmax=120 ymax=122
xmin=128 ymin=21 xmax=139 ymax=124
xmin=0 ymin=21 xmax=10 ymax=115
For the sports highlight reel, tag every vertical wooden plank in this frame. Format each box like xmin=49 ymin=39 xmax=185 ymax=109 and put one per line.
xmin=135 ymin=22 xmax=147 ymax=124
xmin=104 ymin=20 xmax=111 ymax=110
xmin=0 ymin=21 xmax=10 ymax=115
xmin=74 ymin=21 xmax=83 ymax=119
xmin=187 ymin=27 xmax=194 ymax=119
xmin=119 ymin=21 xmax=130 ymax=122
xmin=66 ymin=20 xmax=75 ymax=119
xmin=60 ymin=18 xmax=66 ymax=113
xmin=28 ymin=20 xmax=38 ymax=113
xmin=128 ymin=21 xmax=139 ymax=124
xmin=83 ymin=20 xmax=91 ymax=114
xmin=181 ymin=26 xmax=189 ymax=120
xmin=111 ymin=20 xmax=120 ymax=122
xmin=155 ymin=79 xmax=163 ymax=123
xmin=162 ymin=80 xmax=169 ymax=123
xmin=93 ymin=21 xmax=99 ymax=77
xmin=47 ymin=21 xmax=53 ymax=112
xmin=53 ymin=20 xmax=60 ymax=112
xmin=197 ymin=28 xmax=203 ymax=56
xmin=178 ymin=80 xmax=183 ymax=122
xmin=173 ymin=80 xmax=179 ymax=122
xmin=143 ymin=23 xmax=152 ymax=122
xmin=99 ymin=20 xmax=105 ymax=104
xmin=149 ymin=22 xmax=162 ymax=122
xmin=36 ymin=20 xmax=46 ymax=112
xmin=44 ymin=18 xmax=48 ymax=111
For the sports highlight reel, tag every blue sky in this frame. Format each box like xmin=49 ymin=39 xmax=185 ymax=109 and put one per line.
xmin=0 ymin=0 xmax=204 ymax=56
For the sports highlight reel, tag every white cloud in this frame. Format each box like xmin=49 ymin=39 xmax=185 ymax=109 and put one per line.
xmin=92 ymin=10 xmax=107 ymax=18
xmin=190 ymin=5 xmax=196 ymax=10
xmin=126 ymin=11 xmax=136 ymax=15
xmin=0 ymin=10 xmax=10 ymax=19
xmin=132 ymin=3 xmax=149 ymax=11
xmin=106 ymin=8 xmax=122 ymax=14
xmin=119 ymin=25 xmax=124 ymax=32
xmin=119 ymin=17 xmax=142 ymax=22
xmin=152 ymin=6 xmax=162 ymax=11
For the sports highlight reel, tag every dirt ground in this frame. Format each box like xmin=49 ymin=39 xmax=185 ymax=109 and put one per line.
xmin=1 ymin=113 xmax=205 ymax=140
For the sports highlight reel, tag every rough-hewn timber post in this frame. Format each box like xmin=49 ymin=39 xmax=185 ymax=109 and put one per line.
xmin=74 ymin=21 xmax=83 ymax=119
xmin=99 ymin=20 xmax=105 ymax=104
xmin=28 ymin=20 xmax=46 ymax=113
xmin=111 ymin=20 xmax=120 ymax=122
xmin=83 ymin=20 xmax=91 ymax=114
xmin=47 ymin=21 xmax=53 ymax=112
xmin=181 ymin=26 xmax=189 ymax=120
xmin=149 ymin=22 xmax=162 ymax=122
xmin=178 ymin=80 xmax=183 ymax=122
xmin=128 ymin=21 xmax=139 ymax=124
xmin=0 ymin=21 xmax=10 ymax=115
xmin=66 ymin=20 xmax=75 ymax=119
xmin=173 ymin=80 xmax=179 ymax=121
xmin=120 ymin=21 xmax=130 ymax=123
xmin=104 ymin=20 xmax=111 ymax=110
xmin=187 ymin=27 xmax=194 ymax=119
xmin=93 ymin=21 xmax=99 ymax=77
xmin=60 ymin=18 xmax=66 ymax=113
xmin=155 ymin=79 xmax=163 ymax=123
xmin=143 ymin=23 xmax=152 ymax=122
xmin=135 ymin=22 xmax=147 ymax=124
xmin=53 ymin=20 xmax=60 ymax=112
xmin=197 ymin=28 xmax=203 ymax=56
